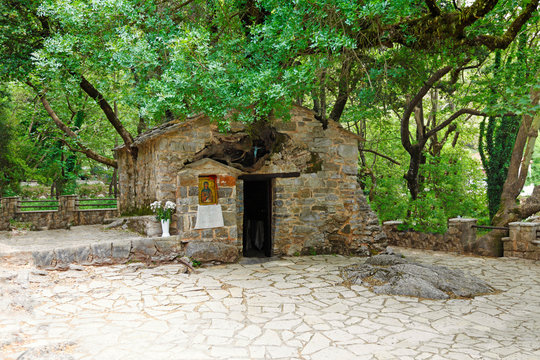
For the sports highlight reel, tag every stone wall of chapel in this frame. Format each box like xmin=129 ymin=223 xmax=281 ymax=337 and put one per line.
xmin=117 ymin=106 xmax=386 ymax=255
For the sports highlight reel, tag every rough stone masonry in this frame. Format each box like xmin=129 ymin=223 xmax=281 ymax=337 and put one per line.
xmin=116 ymin=105 xmax=386 ymax=257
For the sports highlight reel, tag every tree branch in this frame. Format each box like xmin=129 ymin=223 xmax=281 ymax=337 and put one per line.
xmin=459 ymin=0 xmax=499 ymax=29
xmin=425 ymin=0 xmax=441 ymax=16
xmin=360 ymin=148 xmax=401 ymax=165
xmin=401 ymin=65 xmax=453 ymax=151
xmin=78 ymin=75 xmax=134 ymax=148
xmin=425 ymin=108 xmax=485 ymax=140
xmin=328 ymin=56 xmax=352 ymax=123
xmin=519 ymin=185 xmax=540 ymax=219
xmin=474 ymin=0 xmax=539 ymax=50
xmin=373 ymin=0 xmax=534 ymax=50
xmin=61 ymin=139 xmax=117 ymax=168
xmin=28 ymin=82 xmax=117 ymax=168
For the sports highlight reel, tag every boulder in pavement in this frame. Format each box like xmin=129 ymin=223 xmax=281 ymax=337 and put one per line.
xmin=341 ymin=253 xmax=494 ymax=299
xmin=185 ymin=241 xmax=239 ymax=263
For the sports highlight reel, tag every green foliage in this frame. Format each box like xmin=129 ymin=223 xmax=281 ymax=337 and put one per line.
xmin=9 ymin=220 xmax=35 ymax=231
xmin=19 ymin=184 xmax=49 ymax=199
xmin=18 ymin=199 xmax=58 ymax=212
xmin=121 ymin=206 xmax=153 ymax=217
xmin=0 ymin=100 xmax=24 ymax=196
xmin=369 ymin=150 xmax=488 ymax=233
xmin=0 ymin=0 xmax=45 ymax=80
xmin=476 ymin=32 xmax=539 ymax=219
xmin=78 ymin=198 xmax=117 ymax=210
xmin=479 ymin=115 xmax=520 ymax=219
xmin=0 ymin=0 xmax=537 ymax=235
xmin=77 ymin=183 xmax=108 ymax=198
xmin=191 ymin=258 xmax=201 ymax=268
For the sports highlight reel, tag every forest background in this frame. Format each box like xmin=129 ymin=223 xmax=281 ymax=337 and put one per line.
xmin=0 ymin=0 xmax=539 ymax=234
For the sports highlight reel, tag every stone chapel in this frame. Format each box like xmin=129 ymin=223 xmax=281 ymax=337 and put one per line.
xmin=115 ymin=105 xmax=385 ymax=257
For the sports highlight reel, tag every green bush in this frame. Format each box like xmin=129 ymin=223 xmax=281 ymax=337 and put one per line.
xmin=369 ymin=150 xmax=488 ymax=233
xmin=20 ymin=184 xmax=50 ymax=199
xmin=77 ymin=183 xmax=108 ymax=197
xmin=121 ymin=205 xmax=153 ymax=217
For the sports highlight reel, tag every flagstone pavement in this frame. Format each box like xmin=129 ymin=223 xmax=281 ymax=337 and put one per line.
xmin=1 ymin=248 xmax=539 ymax=360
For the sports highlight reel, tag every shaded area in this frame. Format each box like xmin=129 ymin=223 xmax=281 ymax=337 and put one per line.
xmin=243 ymin=179 xmax=272 ymax=257
xmin=188 ymin=122 xmax=288 ymax=172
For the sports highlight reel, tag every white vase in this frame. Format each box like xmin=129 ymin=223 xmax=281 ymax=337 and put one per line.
xmin=161 ymin=219 xmax=170 ymax=237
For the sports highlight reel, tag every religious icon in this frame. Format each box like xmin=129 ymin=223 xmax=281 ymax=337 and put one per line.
xmin=198 ymin=175 xmax=218 ymax=205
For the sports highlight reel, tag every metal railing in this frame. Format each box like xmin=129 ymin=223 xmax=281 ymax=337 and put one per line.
xmin=76 ymin=198 xmax=118 ymax=210
xmin=472 ymin=225 xmax=509 ymax=231
xmin=18 ymin=199 xmax=59 ymax=212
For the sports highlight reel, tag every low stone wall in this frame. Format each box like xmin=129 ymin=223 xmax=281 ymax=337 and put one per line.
xmin=31 ymin=237 xmax=239 ymax=269
xmin=503 ymin=222 xmax=540 ymax=260
xmin=384 ymin=218 xmax=540 ymax=259
xmin=382 ymin=218 xmax=477 ymax=254
xmin=0 ymin=196 xmax=119 ymax=230
xmin=75 ymin=209 xmax=120 ymax=228
xmin=31 ymin=237 xmax=183 ymax=268
xmin=13 ymin=211 xmax=59 ymax=229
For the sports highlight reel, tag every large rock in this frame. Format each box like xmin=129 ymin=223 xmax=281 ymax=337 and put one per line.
xmin=185 ymin=241 xmax=239 ymax=263
xmin=105 ymin=216 xmax=161 ymax=237
xmin=341 ymin=253 xmax=494 ymax=300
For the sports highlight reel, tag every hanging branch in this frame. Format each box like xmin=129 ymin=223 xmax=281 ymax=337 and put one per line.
xmin=78 ymin=75 xmax=134 ymax=149
xmin=28 ymin=82 xmax=117 ymax=168
xmin=425 ymin=0 xmax=441 ymax=16
xmin=360 ymin=148 xmax=401 ymax=165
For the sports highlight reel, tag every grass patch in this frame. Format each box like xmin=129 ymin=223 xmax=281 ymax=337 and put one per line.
xmin=78 ymin=198 xmax=117 ymax=210
xmin=18 ymin=199 xmax=58 ymax=212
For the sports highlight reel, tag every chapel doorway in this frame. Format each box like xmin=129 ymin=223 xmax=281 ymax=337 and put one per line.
xmin=242 ymin=179 xmax=272 ymax=257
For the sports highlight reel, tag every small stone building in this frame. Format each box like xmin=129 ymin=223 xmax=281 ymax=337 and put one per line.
xmin=116 ymin=105 xmax=385 ymax=257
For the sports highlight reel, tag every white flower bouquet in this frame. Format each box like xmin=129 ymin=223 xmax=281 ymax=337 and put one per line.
xmin=150 ymin=200 xmax=176 ymax=221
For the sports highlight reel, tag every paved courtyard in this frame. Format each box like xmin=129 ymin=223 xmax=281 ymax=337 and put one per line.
xmin=1 ymin=247 xmax=539 ymax=359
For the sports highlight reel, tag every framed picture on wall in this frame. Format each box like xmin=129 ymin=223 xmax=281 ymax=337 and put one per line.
xmin=198 ymin=175 xmax=218 ymax=205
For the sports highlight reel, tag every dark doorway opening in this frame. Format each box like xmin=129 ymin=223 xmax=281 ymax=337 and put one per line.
xmin=243 ymin=179 xmax=272 ymax=257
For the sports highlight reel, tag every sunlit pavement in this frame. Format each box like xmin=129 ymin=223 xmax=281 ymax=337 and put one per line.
xmin=1 ymin=248 xmax=539 ymax=359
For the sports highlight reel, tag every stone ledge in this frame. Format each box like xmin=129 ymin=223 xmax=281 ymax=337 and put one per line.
xmin=383 ymin=221 xmax=403 ymax=226
xmin=448 ymin=218 xmax=477 ymax=223
xmin=27 ymin=235 xmax=240 ymax=269
xmin=508 ymin=222 xmax=540 ymax=227
xmin=16 ymin=210 xmax=58 ymax=214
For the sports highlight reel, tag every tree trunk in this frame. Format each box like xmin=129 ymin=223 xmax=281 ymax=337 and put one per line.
xmin=477 ymin=86 xmax=540 ymax=256
xmin=109 ymin=168 xmax=118 ymax=197
xmin=404 ymin=145 xmax=423 ymax=200
xmin=79 ymin=76 xmax=134 ymax=150
xmin=493 ymin=86 xmax=540 ymax=226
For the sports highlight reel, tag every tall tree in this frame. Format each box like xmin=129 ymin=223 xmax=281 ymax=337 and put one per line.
xmin=0 ymin=102 xmax=24 ymax=196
